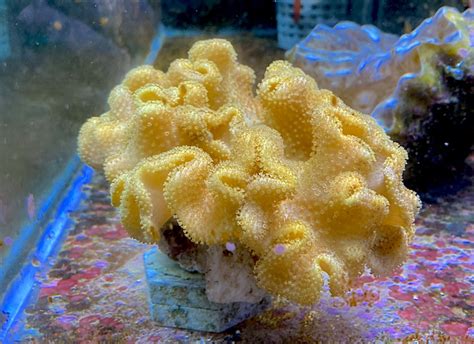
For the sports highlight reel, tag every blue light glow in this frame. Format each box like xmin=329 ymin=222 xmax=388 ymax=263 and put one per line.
xmin=0 ymin=158 xmax=93 ymax=342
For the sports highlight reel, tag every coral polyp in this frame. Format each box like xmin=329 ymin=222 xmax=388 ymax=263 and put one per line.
xmin=78 ymin=39 xmax=420 ymax=305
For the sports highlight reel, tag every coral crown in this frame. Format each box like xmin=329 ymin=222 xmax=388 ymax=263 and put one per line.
xmin=78 ymin=39 xmax=420 ymax=305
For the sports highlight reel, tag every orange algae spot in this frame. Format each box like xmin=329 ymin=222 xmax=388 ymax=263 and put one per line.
xmin=53 ymin=20 xmax=63 ymax=31
xmin=99 ymin=17 xmax=109 ymax=26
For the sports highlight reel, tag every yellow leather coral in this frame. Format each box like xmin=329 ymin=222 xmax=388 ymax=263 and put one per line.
xmin=78 ymin=38 xmax=257 ymax=181
xmin=77 ymin=39 xmax=420 ymax=305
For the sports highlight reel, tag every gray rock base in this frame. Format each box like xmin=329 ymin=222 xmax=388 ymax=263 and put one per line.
xmin=144 ymin=247 xmax=271 ymax=332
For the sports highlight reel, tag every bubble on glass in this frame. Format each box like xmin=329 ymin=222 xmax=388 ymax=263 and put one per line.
xmin=31 ymin=258 xmax=41 ymax=267
xmin=4 ymin=236 xmax=13 ymax=246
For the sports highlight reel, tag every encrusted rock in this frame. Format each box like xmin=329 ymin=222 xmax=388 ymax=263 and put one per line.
xmin=204 ymin=245 xmax=266 ymax=304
